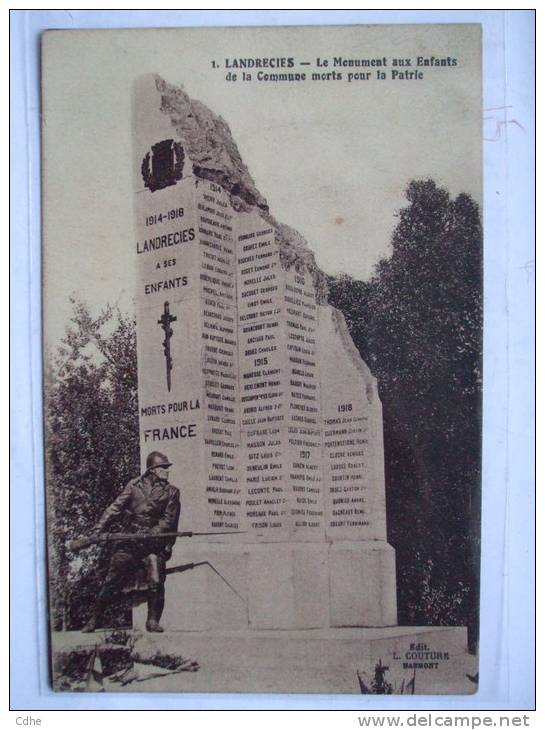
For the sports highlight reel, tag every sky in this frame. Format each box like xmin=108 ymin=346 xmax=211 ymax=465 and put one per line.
xmin=42 ymin=24 xmax=482 ymax=348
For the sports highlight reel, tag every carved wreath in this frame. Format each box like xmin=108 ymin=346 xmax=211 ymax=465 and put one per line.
xmin=141 ymin=140 xmax=185 ymax=192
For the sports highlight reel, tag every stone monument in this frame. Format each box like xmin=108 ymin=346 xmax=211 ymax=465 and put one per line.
xmin=132 ymin=74 xmax=398 ymax=633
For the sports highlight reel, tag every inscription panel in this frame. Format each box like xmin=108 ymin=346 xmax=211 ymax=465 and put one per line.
xmin=281 ymin=267 xmax=325 ymax=536
xmin=196 ymin=181 xmax=243 ymax=531
xmin=318 ymin=307 xmax=387 ymax=542
xmin=237 ymin=214 xmax=287 ymax=537
xmin=235 ymin=214 xmax=326 ymax=541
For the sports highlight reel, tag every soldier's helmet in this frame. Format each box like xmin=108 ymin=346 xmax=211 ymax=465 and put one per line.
xmin=146 ymin=451 xmax=172 ymax=471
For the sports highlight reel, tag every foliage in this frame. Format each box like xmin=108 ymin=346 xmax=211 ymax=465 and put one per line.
xmin=45 ymin=300 xmax=140 ymax=630
xmin=328 ymin=180 xmax=482 ymax=643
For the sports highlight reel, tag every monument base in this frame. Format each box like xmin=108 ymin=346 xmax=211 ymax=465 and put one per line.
xmin=133 ymin=541 xmax=397 ymax=631
xmin=52 ymin=626 xmax=475 ymax=694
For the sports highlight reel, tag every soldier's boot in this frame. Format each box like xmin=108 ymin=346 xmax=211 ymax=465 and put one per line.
xmin=82 ymin=588 xmax=111 ymax=632
xmin=146 ymin=591 xmax=165 ymax=633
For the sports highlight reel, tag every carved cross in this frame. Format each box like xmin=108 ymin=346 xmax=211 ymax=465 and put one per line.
xmin=158 ymin=301 xmax=177 ymax=392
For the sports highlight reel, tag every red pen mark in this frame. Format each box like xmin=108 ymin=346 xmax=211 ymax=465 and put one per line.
xmin=484 ymin=105 xmax=525 ymax=141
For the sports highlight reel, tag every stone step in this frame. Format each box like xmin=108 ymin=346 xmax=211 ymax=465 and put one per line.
xmin=52 ymin=625 xmax=477 ymax=694
xmin=132 ymin=626 xmax=467 ymax=668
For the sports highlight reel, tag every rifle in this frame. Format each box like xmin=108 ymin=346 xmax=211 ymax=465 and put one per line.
xmin=68 ymin=530 xmax=245 ymax=553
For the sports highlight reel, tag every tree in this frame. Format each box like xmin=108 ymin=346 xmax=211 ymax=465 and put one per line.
xmin=45 ymin=300 xmax=140 ymax=629
xmin=328 ymin=180 xmax=482 ymax=646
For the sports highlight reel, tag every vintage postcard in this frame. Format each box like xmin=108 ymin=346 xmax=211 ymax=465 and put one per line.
xmin=41 ymin=24 xmax=482 ymax=694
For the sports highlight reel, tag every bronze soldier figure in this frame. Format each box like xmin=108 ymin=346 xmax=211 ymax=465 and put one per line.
xmin=82 ymin=451 xmax=180 ymax=633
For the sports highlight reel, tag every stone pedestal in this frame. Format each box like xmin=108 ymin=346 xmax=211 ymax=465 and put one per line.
xmin=132 ymin=74 xmax=397 ymax=632
xmin=134 ymin=541 xmax=397 ymax=631
xmin=329 ymin=542 xmax=397 ymax=627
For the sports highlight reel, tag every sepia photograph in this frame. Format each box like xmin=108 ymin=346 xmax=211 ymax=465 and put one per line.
xmin=40 ymin=23 xmax=484 ymax=695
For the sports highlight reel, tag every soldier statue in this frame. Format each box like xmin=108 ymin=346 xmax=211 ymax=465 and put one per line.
xmin=82 ymin=451 xmax=180 ymax=633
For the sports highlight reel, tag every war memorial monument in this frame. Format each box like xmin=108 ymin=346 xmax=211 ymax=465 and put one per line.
xmin=46 ymin=73 xmax=475 ymax=695
xmin=110 ymin=75 xmax=473 ymax=693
